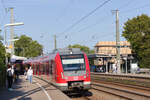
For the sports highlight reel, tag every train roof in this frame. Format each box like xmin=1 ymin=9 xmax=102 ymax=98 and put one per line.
xmin=53 ymin=48 xmax=83 ymax=55
xmin=23 ymin=48 xmax=84 ymax=64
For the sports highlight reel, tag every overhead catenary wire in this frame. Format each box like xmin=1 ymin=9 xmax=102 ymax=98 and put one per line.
xmin=58 ymin=0 xmax=150 ymax=49
xmin=0 ymin=0 xmax=7 ymax=12
xmin=118 ymin=0 xmax=134 ymax=10
xmin=66 ymin=0 xmax=133 ymax=36
xmin=65 ymin=0 xmax=140 ymax=39
xmin=58 ymin=0 xmax=111 ymax=36
xmin=121 ymin=2 xmax=150 ymax=14
xmin=76 ymin=15 xmax=111 ymax=33
xmin=55 ymin=0 xmax=71 ymax=23
xmin=64 ymin=0 xmax=136 ymax=46
xmin=79 ymin=32 xmax=115 ymax=45
xmin=0 ymin=0 xmax=7 ymax=25
xmin=65 ymin=0 xmax=133 ymax=39
xmin=75 ymin=0 xmax=150 ymax=35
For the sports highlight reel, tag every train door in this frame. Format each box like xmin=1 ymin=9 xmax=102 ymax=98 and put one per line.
xmin=49 ymin=61 xmax=52 ymax=81
xmin=52 ymin=60 xmax=56 ymax=82
xmin=42 ymin=63 xmax=45 ymax=75
xmin=33 ymin=64 xmax=35 ymax=75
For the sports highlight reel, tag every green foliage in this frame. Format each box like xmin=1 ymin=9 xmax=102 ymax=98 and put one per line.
xmin=0 ymin=42 xmax=6 ymax=87
xmin=122 ymin=14 xmax=150 ymax=68
xmin=15 ymin=35 xmax=43 ymax=57
xmin=0 ymin=42 xmax=5 ymax=67
xmin=68 ymin=44 xmax=94 ymax=54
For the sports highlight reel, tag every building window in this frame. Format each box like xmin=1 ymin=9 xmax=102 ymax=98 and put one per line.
xmin=96 ymin=47 xmax=99 ymax=53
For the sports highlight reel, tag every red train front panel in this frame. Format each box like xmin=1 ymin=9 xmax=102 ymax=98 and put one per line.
xmin=54 ymin=53 xmax=91 ymax=91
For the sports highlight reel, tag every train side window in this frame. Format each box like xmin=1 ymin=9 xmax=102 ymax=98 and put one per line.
xmin=37 ymin=65 xmax=39 ymax=75
xmin=47 ymin=63 xmax=49 ymax=75
xmin=42 ymin=64 xmax=44 ymax=74
xmin=44 ymin=64 xmax=46 ymax=75
xmin=46 ymin=63 xmax=49 ymax=75
xmin=49 ymin=61 xmax=53 ymax=75
xmin=50 ymin=65 xmax=52 ymax=74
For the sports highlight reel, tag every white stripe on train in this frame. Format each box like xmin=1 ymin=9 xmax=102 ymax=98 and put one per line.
xmin=55 ymin=81 xmax=91 ymax=86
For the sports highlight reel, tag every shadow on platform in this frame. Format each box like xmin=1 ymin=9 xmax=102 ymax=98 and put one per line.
xmin=0 ymin=76 xmax=51 ymax=100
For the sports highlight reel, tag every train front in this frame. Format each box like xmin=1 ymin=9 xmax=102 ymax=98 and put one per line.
xmin=56 ymin=51 xmax=91 ymax=92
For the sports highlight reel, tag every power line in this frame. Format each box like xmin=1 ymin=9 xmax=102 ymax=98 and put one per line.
xmin=121 ymin=2 xmax=150 ymax=14
xmin=79 ymin=32 xmax=115 ymax=45
xmin=65 ymin=0 xmax=133 ymax=37
xmin=118 ymin=0 xmax=134 ymax=10
xmin=0 ymin=0 xmax=8 ymax=27
xmin=58 ymin=0 xmax=111 ymax=36
xmin=76 ymin=15 xmax=111 ymax=33
xmin=1 ymin=0 xmax=6 ymax=11
xmin=61 ymin=0 xmax=135 ymax=38
xmin=55 ymin=0 xmax=71 ymax=23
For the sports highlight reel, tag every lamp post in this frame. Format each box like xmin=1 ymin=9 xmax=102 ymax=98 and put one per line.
xmin=125 ymin=42 xmax=128 ymax=74
xmin=4 ymin=22 xmax=24 ymax=27
xmin=125 ymin=57 xmax=127 ymax=74
xmin=4 ymin=22 xmax=24 ymax=56
xmin=4 ymin=22 xmax=24 ymax=65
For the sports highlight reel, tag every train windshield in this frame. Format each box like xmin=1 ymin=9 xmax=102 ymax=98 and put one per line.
xmin=61 ymin=54 xmax=86 ymax=71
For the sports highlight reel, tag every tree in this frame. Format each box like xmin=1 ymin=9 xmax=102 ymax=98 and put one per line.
xmin=15 ymin=35 xmax=43 ymax=57
xmin=27 ymin=41 xmax=43 ymax=57
xmin=68 ymin=44 xmax=94 ymax=54
xmin=0 ymin=42 xmax=5 ymax=67
xmin=0 ymin=40 xmax=6 ymax=87
xmin=122 ymin=14 xmax=150 ymax=68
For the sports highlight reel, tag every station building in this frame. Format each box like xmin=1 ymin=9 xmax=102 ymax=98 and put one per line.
xmin=89 ymin=41 xmax=137 ymax=73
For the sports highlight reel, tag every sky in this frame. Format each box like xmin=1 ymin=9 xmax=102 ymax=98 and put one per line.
xmin=0 ymin=0 xmax=150 ymax=53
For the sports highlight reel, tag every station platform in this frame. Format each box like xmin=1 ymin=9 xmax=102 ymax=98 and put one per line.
xmin=0 ymin=75 xmax=71 ymax=100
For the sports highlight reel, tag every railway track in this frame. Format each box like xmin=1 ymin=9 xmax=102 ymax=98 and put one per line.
xmin=35 ymin=76 xmax=92 ymax=100
xmin=35 ymin=74 xmax=150 ymax=100
xmin=91 ymin=82 xmax=150 ymax=100
xmin=91 ymin=73 xmax=150 ymax=87
xmin=91 ymin=73 xmax=150 ymax=83
xmin=72 ymin=73 xmax=150 ymax=100
xmin=93 ymin=80 xmax=150 ymax=92
xmin=71 ymin=96 xmax=91 ymax=100
xmin=65 ymin=90 xmax=92 ymax=100
xmin=90 ymin=73 xmax=150 ymax=100
xmin=91 ymin=72 xmax=150 ymax=80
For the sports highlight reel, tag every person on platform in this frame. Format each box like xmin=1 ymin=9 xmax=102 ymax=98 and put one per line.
xmin=27 ymin=66 xmax=33 ymax=83
xmin=11 ymin=64 xmax=15 ymax=82
xmin=14 ymin=64 xmax=19 ymax=82
xmin=24 ymin=67 xmax=28 ymax=80
xmin=7 ymin=64 xmax=14 ymax=91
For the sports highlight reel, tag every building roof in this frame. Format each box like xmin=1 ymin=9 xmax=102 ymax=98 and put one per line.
xmin=95 ymin=41 xmax=132 ymax=55
xmin=95 ymin=41 xmax=130 ymax=47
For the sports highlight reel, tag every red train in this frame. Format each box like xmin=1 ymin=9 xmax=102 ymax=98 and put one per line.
xmin=23 ymin=48 xmax=91 ymax=91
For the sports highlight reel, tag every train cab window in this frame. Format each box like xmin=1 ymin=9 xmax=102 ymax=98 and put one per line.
xmin=60 ymin=54 xmax=86 ymax=71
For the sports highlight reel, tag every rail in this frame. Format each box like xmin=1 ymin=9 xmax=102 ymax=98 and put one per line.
xmin=92 ymin=82 xmax=150 ymax=100
xmin=91 ymin=72 xmax=150 ymax=79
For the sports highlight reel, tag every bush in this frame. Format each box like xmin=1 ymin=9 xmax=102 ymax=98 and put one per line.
xmin=0 ymin=65 xmax=6 ymax=88
xmin=0 ymin=42 xmax=6 ymax=87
